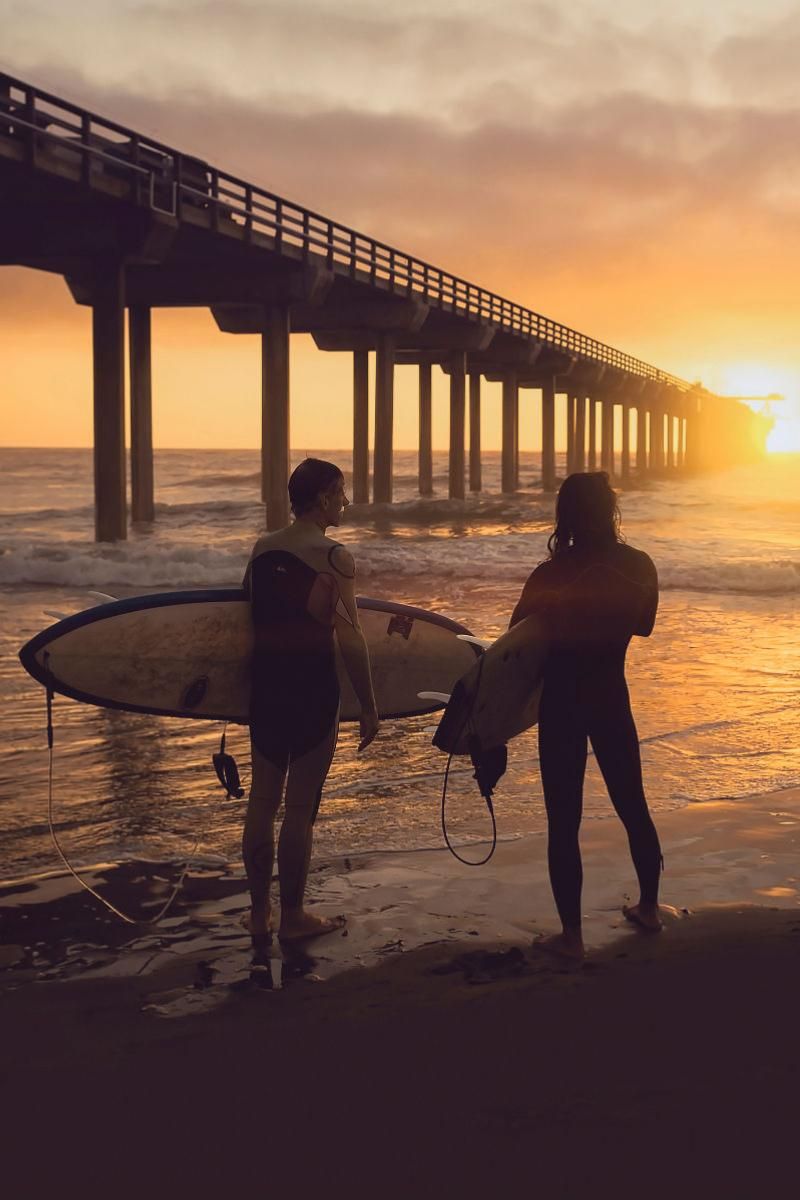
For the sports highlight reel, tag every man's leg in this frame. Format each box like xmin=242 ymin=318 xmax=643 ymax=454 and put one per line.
xmin=277 ymin=718 xmax=340 ymax=940
xmin=242 ymin=740 xmax=286 ymax=939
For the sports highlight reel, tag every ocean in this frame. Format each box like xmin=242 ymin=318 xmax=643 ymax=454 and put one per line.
xmin=1 ymin=447 xmax=799 ymax=884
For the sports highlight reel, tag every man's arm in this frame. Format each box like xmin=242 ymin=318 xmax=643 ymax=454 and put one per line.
xmin=330 ymin=547 xmax=379 ymax=750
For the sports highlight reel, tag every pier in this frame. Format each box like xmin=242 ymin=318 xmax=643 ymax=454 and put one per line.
xmin=0 ymin=72 xmax=771 ymax=540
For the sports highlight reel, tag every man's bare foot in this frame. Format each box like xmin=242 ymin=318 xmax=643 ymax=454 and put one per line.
xmin=279 ymin=911 xmax=347 ymax=943
xmin=532 ymin=932 xmax=585 ymax=962
xmin=623 ymin=903 xmax=663 ymax=933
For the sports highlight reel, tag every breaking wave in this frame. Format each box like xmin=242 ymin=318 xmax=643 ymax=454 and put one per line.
xmin=1 ymin=536 xmax=798 ymax=595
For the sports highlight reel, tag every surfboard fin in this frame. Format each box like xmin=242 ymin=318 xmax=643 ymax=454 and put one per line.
xmin=88 ymin=591 xmax=117 ymax=604
xmin=456 ymin=634 xmax=492 ymax=650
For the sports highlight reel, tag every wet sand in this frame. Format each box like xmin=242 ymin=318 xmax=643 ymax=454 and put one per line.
xmin=2 ymin=788 xmax=799 ymax=1198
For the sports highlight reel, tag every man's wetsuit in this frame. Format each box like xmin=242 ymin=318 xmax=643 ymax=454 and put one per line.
xmin=510 ymin=537 xmax=662 ymax=928
xmin=245 ymin=548 xmax=340 ymax=772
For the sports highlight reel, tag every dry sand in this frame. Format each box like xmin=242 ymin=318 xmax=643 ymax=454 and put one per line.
xmin=2 ymin=788 xmax=799 ymax=1199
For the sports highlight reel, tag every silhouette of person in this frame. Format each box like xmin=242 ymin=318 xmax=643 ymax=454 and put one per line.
xmin=242 ymin=458 xmax=379 ymax=950
xmin=510 ymin=472 xmax=663 ymax=959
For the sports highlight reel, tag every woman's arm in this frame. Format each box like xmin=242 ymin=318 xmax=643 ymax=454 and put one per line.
xmin=509 ymin=563 xmax=553 ymax=628
xmin=330 ymin=546 xmax=379 ymax=751
xmin=634 ymin=553 xmax=659 ymax=637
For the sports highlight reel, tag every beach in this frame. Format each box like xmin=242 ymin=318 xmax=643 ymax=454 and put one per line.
xmin=2 ymin=787 xmax=798 ymax=1198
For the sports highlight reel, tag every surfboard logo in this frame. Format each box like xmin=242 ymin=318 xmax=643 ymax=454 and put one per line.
xmin=182 ymin=675 xmax=209 ymax=709
xmin=387 ymin=613 xmax=413 ymax=640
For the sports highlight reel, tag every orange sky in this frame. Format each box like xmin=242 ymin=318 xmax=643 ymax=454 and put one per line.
xmin=2 ymin=1 xmax=800 ymax=450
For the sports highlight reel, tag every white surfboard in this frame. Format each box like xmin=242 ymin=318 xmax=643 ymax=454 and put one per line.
xmin=432 ymin=614 xmax=548 ymax=754
xmin=19 ymin=590 xmax=480 ymax=723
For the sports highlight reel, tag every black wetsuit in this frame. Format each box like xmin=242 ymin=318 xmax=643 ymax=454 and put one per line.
xmin=244 ymin=549 xmax=340 ymax=773
xmin=511 ymin=538 xmax=662 ymax=928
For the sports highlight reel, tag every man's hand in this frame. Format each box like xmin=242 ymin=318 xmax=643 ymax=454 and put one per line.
xmin=358 ymin=707 xmax=380 ymax=752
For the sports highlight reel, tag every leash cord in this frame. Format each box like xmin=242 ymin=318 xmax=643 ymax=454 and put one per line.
xmin=440 ymin=654 xmax=498 ymax=867
xmin=44 ymin=659 xmax=201 ymax=927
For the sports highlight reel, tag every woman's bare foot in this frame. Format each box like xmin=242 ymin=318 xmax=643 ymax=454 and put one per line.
xmin=279 ymin=910 xmax=347 ymax=942
xmin=623 ymin=903 xmax=663 ymax=932
xmin=532 ymin=931 xmax=585 ymax=962
xmin=241 ymin=908 xmax=273 ymax=939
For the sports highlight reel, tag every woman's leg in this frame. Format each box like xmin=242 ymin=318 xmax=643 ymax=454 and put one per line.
xmin=242 ymin=740 xmax=287 ymax=938
xmin=277 ymin=717 xmax=340 ymax=939
xmin=538 ymin=700 xmax=588 ymax=954
xmin=589 ymin=697 xmax=662 ymax=926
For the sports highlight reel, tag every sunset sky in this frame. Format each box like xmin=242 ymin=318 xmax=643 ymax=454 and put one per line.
xmin=2 ymin=0 xmax=800 ymax=450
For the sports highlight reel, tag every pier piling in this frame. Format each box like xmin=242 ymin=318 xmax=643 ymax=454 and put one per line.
xmin=129 ymin=305 xmax=154 ymax=524
xmin=352 ymin=350 xmax=369 ymax=504
xmin=541 ymin=377 xmax=556 ymax=492
xmin=92 ymin=263 xmax=127 ymax=542
xmin=621 ymin=401 xmax=631 ymax=482
xmin=448 ymin=352 xmax=466 ymax=500
xmin=373 ymin=335 xmax=395 ymax=504
xmin=501 ymin=372 xmax=517 ymax=493
xmin=468 ymin=371 xmax=481 ymax=492
xmin=575 ymin=396 xmax=586 ymax=472
xmin=588 ymin=399 xmax=597 ymax=470
xmin=601 ymin=397 xmax=614 ymax=475
xmin=418 ymin=362 xmax=433 ymax=497
xmin=261 ymin=303 xmax=291 ymax=530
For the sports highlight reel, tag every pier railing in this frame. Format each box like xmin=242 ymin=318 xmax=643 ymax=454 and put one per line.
xmin=0 ymin=71 xmax=689 ymax=389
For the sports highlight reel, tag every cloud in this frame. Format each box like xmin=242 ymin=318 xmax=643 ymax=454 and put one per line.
xmin=3 ymin=1 xmax=800 ymax=379
xmin=714 ymin=11 xmax=800 ymax=107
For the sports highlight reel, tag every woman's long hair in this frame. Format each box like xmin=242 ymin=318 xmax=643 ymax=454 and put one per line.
xmin=547 ymin=471 xmax=622 ymax=557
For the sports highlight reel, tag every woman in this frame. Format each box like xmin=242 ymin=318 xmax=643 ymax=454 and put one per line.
xmin=242 ymin=458 xmax=379 ymax=947
xmin=510 ymin=472 xmax=662 ymax=960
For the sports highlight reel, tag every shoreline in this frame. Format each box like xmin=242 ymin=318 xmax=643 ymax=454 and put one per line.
xmin=2 ymin=784 xmax=798 ymax=993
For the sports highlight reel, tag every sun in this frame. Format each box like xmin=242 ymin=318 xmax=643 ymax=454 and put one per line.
xmin=766 ymin=409 xmax=800 ymax=453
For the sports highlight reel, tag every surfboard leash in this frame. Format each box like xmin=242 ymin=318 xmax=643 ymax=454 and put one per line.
xmin=440 ymin=653 xmax=500 ymax=867
xmin=43 ymin=651 xmax=201 ymax=927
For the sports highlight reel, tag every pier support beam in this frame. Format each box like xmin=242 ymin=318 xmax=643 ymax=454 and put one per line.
xmin=637 ymin=404 xmax=648 ymax=476
xmin=679 ymin=415 xmax=687 ymax=470
xmin=588 ymin=398 xmax=597 ymax=470
xmin=650 ymin=405 xmax=665 ymax=473
xmin=666 ymin=414 xmax=676 ymax=470
xmin=574 ymin=395 xmax=586 ymax=472
xmin=352 ymin=350 xmax=369 ymax=504
xmin=501 ymin=372 xmax=517 ymax=493
xmin=129 ymin=305 xmax=154 ymax=524
xmin=621 ymin=401 xmax=631 ymax=482
xmin=92 ymin=262 xmax=127 ymax=542
xmin=418 ymin=362 xmax=433 ymax=496
xmin=448 ymin=352 xmax=466 ymax=500
xmin=566 ymin=394 xmax=576 ymax=475
xmin=541 ymin=376 xmax=556 ymax=492
xmin=373 ymin=335 xmax=395 ymax=504
xmin=469 ymin=371 xmax=482 ymax=492
xmin=261 ymin=303 xmax=291 ymax=530
xmin=601 ymin=397 xmax=614 ymax=475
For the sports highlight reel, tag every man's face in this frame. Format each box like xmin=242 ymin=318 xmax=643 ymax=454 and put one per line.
xmin=324 ymin=477 xmax=349 ymax=526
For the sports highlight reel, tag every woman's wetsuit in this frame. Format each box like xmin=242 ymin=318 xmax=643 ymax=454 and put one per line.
xmin=510 ymin=538 xmax=662 ymax=928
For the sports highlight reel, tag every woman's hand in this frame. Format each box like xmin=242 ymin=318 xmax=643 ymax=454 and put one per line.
xmin=358 ymin=707 xmax=380 ymax=752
